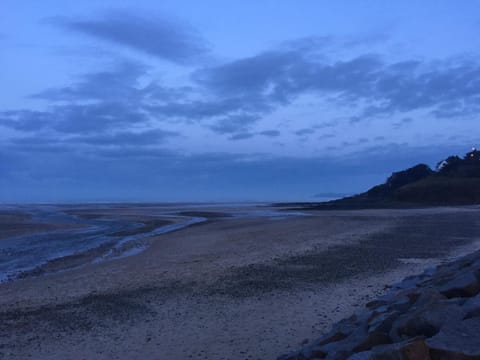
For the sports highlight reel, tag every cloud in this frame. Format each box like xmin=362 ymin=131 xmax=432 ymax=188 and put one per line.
xmin=147 ymin=96 xmax=270 ymax=120
xmin=50 ymin=10 xmax=209 ymax=64
xmin=1 ymin=101 xmax=149 ymax=134
xmin=228 ymin=133 xmax=255 ymax=141
xmin=393 ymin=117 xmax=413 ymax=129
xmin=0 ymin=110 xmax=53 ymax=131
xmin=295 ymin=128 xmax=316 ymax=136
xmin=1 ymin=61 xmax=183 ymax=135
xmin=3 ymin=33 xmax=480 ymax=178
xmin=194 ymin=43 xmax=480 ymax=121
xmin=209 ymin=114 xmax=259 ymax=134
xmin=259 ymin=130 xmax=280 ymax=137
xmin=70 ymin=129 xmax=178 ymax=146
xmin=318 ymin=133 xmax=336 ymax=140
xmin=1 ymin=139 xmax=469 ymax=203
xmin=31 ymin=61 xmax=148 ymax=102
xmin=7 ymin=129 xmax=178 ymax=155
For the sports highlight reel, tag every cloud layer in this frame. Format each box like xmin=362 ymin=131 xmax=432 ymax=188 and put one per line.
xmin=1 ymin=9 xmax=479 ymax=201
xmin=51 ymin=11 xmax=209 ymax=64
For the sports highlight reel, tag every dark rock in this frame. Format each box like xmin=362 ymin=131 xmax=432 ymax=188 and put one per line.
xmin=277 ymin=351 xmax=305 ymax=360
xmin=346 ymin=351 xmax=373 ymax=360
xmin=388 ymin=296 xmax=414 ymax=314
xmin=368 ymin=311 xmax=400 ymax=334
xmin=390 ymin=301 xmax=465 ymax=341
xmin=439 ymin=271 xmax=480 ymax=298
xmin=318 ymin=330 xmax=391 ymax=358
xmin=366 ymin=300 xmax=389 ymax=309
xmin=427 ymin=316 xmax=480 ymax=358
xmin=317 ymin=331 xmax=349 ymax=346
xmin=278 ymin=250 xmax=480 ymax=360
xmin=375 ymin=337 xmax=430 ymax=360
xmin=463 ymin=294 xmax=480 ymax=319
xmin=393 ymin=278 xmax=421 ymax=291
xmin=352 ymin=332 xmax=392 ymax=352
xmin=301 ymin=346 xmax=327 ymax=359
xmin=346 ymin=338 xmax=429 ymax=360
xmin=409 ymin=289 xmax=445 ymax=309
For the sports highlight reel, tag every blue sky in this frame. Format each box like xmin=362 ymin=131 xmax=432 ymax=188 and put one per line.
xmin=1 ymin=1 xmax=479 ymax=202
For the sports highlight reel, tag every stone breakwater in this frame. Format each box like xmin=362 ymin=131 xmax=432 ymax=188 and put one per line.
xmin=279 ymin=250 xmax=480 ymax=360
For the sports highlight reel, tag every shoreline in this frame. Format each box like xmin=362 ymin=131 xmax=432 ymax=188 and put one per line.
xmin=279 ymin=248 xmax=480 ymax=359
xmin=0 ymin=208 xmax=219 ymax=283
xmin=1 ymin=206 xmax=480 ymax=359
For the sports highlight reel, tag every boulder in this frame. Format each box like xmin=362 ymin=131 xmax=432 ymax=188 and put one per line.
xmin=390 ymin=301 xmax=465 ymax=341
xmin=427 ymin=316 xmax=480 ymax=359
xmin=368 ymin=311 xmax=400 ymax=334
xmin=438 ymin=271 xmax=480 ymax=298
xmin=347 ymin=337 xmax=429 ymax=360
xmin=463 ymin=294 xmax=480 ymax=319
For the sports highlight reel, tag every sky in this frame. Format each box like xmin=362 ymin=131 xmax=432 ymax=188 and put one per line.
xmin=1 ymin=1 xmax=479 ymax=203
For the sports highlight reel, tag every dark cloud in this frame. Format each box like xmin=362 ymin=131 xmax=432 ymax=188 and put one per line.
xmin=9 ymin=39 xmax=479 ymax=144
xmin=1 ymin=62 xmax=180 ymax=135
xmin=70 ymin=129 xmax=178 ymax=146
xmin=318 ymin=133 xmax=336 ymax=140
xmin=295 ymin=128 xmax=316 ymax=136
xmin=259 ymin=130 xmax=281 ymax=137
xmin=1 ymin=101 xmax=149 ymax=134
xmin=7 ymin=129 xmax=177 ymax=155
xmin=0 ymin=132 xmax=471 ymax=203
xmin=194 ymin=44 xmax=480 ymax=121
xmin=193 ymin=50 xmax=305 ymax=101
xmin=210 ymin=114 xmax=259 ymax=134
xmin=31 ymin=60 xmax=187 ymax=104
xmin=31 ymin=61 xmax=147 ymax=102
xmin=393 ymin=117 xmax=413 ymax=129
xmin=0 ymin=110 xmax=53 ymax=131
xmin=51 ymin=11 xmax=209 ymax=64
xmin=147 ymin=96 xmax=270 ymax=120
xmin=228 ymin=133 xmax=255 ymax=141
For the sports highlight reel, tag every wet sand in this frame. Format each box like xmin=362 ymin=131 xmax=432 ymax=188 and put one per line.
xmin=0 ymin=210 xmax=83 ymax=240
xmin=1 ymin=206 xmax=480 ymax=359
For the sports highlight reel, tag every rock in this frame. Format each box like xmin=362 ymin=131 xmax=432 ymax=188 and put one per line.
xmin=346 ymin=351 xmax=373 ymax=360
xmin=368 ymin=311 xmax=400 ymax=334
xmin=301 ymin=346 xmax=327 ymax=359
xmin=278 ymin=251 xmax=480 ymax=360
xmin=438 ymin=271 xmax=480 ymax=298
xmin=277 ymin=351 xmax=306 ymax=360
xmin=346 ymin=338 xmax=429 ymax=360
xmin=463 ymin=294 xmax=480 ymax=319
xmin=393 ymin=277 xmax=420 ymax=290
xmin=319 ymin=329 xmax=392 ymax=357
xmin=427 ymin=316 xmax=480 ymax=358
xmin=352 ymin=332 xmax=392 ymax=352
xmin=390 ymin=301 xmax=465 ymax=341
xmin=366 ymin=300 xmax=389 ymax=309
xmin=411 ymin=289 xmax=445 ymax=307
xmin=316 ymin=331 xmax=349 ymax=346
xmin=388 ymin=296 xmax=414 ymax=313
xmin=376 ymin=337 xmax=430 ymax=360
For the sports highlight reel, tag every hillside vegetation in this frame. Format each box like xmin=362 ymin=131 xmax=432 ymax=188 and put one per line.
xmin=290 ymin=148 xmax=480 ymax=209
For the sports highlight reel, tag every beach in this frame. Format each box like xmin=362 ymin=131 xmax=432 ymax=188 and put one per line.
xmin=1 ymin=205 xmax=480 ymax=359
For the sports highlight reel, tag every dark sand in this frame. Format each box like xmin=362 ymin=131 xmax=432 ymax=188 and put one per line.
xmin=0 ymin=210 xmax=82 ymax=240
xmin=1 ymin=206 xmax=480 ymax=359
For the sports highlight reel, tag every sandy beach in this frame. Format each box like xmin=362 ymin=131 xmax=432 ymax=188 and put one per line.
xmin=1 ymin=205 xmax=480 ymax=359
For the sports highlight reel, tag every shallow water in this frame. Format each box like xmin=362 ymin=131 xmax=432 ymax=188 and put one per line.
xmin=0 ymin=204 xmax=306 ymax=282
